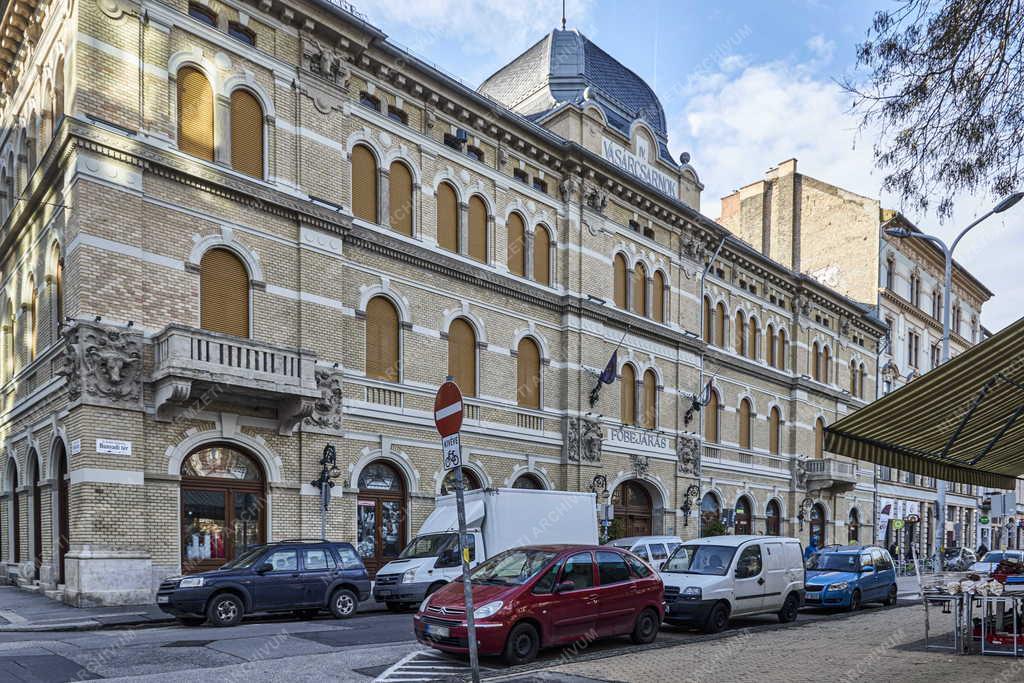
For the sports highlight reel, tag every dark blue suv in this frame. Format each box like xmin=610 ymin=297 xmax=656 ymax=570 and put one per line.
xmin=157 ymin=540 xmax=371 ymax=627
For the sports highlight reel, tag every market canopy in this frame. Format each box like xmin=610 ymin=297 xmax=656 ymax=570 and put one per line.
xmin=825 ymin=316 xmax=1024 ymax=490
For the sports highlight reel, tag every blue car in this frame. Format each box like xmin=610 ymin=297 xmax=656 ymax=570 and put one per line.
xmin=803 ymin=545 xmax=898 ymax=611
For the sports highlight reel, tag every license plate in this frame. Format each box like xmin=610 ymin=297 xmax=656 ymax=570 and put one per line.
xmin=424 ymin=623 xmax=450 ymax=638
xmin=157 ymin=596 xmax=169 ymax=604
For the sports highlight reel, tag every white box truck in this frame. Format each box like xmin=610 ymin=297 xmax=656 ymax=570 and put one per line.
xmin=372 ymin=487 xmax=597 ymax=608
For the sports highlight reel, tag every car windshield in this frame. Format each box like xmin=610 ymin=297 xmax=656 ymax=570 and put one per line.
xmin=806 ymin=553 xmax=860 ymax=571
xmin=469 ymin=549 xmax=558 ymax=586
xmin=943 ymin=548 xmax=962 ymax=558
xmin=399 ymin=533 xmax=457 ymax=559
xmin=219 ymin=545 xmax=267 ymax=569
xmin=662 ymin=544 xmax=736 ymax=576
xmin=981 ymin=552 xmax=1017 ymax=563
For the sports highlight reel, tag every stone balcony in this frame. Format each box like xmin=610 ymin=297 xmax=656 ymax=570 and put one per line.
xmin=152 ymin=325 xmax=319 ymax=434
xmin=803 ymin=457 xmax=859 ymax=493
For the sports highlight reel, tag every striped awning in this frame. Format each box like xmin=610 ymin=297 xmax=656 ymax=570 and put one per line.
xmin=825 ymin=316 xmax=1024 ymax=490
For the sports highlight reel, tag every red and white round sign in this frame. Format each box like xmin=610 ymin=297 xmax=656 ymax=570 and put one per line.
xmin=434 ymin=381 xmax=464 ymax=437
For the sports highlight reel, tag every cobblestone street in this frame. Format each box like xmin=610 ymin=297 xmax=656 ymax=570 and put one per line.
xmin=535 ymin=604 xmax=1023 ymax=683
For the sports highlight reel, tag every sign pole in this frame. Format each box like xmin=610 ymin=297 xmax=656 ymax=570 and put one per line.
xmin=453 ymin=459 xmax=480 ymax=683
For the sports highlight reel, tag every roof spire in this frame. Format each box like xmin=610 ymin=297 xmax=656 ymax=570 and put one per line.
xmin=561 ymin=0 xmax=566 ymax=30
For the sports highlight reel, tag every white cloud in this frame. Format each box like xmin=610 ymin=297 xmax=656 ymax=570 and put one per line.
xmin=806 ymin=34 xmax=835 ymax=62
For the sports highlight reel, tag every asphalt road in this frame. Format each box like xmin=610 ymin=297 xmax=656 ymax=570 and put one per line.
xmin=0 ymin=599 xmax=920 ymax=682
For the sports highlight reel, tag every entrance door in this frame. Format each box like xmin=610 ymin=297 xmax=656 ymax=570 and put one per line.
xmin=611 ymin=480 xmax=652 ymax=537
xmin=57 ymin=443 xmax=69 ymax=585
xmin=809 ymin=503 xmax=826 ymax=548
xmin=357 ymin=461 xmax=407 ymax=577
xmin=735 ymin=496 xmax=752 ymax=535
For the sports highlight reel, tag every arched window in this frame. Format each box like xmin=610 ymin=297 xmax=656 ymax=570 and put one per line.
xmin=199 ymin=248 xmax=250 ymax=337
xmin=52 ymin=57 xmax=65 ymax=131
xmin=705 ymin=390 xmax=720 ymax=443
xmin=735 ymin=310 xmax=746 ymax=355
xmin=769 ymin=406 xmax=781 ymax=455
xmin=715 ymin=303 xmax=726 ymax=347
xmin=436 ymin=182 xmax=459 ymax=253
xmin=51 ymin=243 xmax=63 ymax=333
xmin=351 ymin=144 xmax=378 ymax=223
xmin=642 ymin=369 xmax=657 ymax=429
xmin=16 ymin=129 xmax=29 ymax=193
xmin=703 ymin=297 xmax=713 ymax=343
xmin=447 ymin=318 xmax=477 ymax=397
xmin=388 ymin=161 xmax=414 ymax=236
xmin=767 ymin=324 xmax=776 ymax=367
xmin=28 ymin=276 xmax=37 ymax=361
xmin=652 ymin=271 xmax=666 ymax=323
xmin=506 ymin=213 xmax=525 ymax=276
xmin=777 ymin=328 xmax=788 ymax=370
xmin=850 ymin=360 xmax=858 ymax=396
xmin=848 ymin=508 xmax=861 ymax=543
xmin=177 ymin=66 xmax=215 ymax=161
xmin=533 ymin=225 xmax=551 ymax=285
xmin=766 ymin=500 xmax=781 ymax=536
xmin=620 ymin=363 xmax=637 ymax=426
xmin=747 ymin=317 xmax=759 ymax=360
xmin=859 ymin=363 xmax=867 ymax=399
xmin=822 ymin=346 xmax=831 ymax=383
xmin=738 ymin=398 xmax=752 ymax=449
xmin=512 ymin=473 xmax=544 ymax=489
xmin=632 ymin=262 xmax=647 ymax=315
xmin=814 ymin=417 xmax=825 ymax=458
xmin=734 ymin=495 xmax=752 ymax=534
xmin=468 ymin=195 xmax=487 ymax=262
xmin=700 ymin=493 xmax=721 ymax=537
xmin=2 ymin=298 xmax=14 ymax=382
xmin=27 ymin=113 xmax=38 ymax=172
xmin=229 ymin=89 xmax=264 ymax=178
xmin=366 ymin=297 xmax=400 ymax=382
xmin=613 ymin=254 xmax=628 ymax=309
xmin=516 ymin=337 xmax=541 ymax=409
xmin=811 ymin=342 xmax=821 ymax=381
xmin=0 ymin=167 xmax=9 ymax=218
xmin=441 ymin=468 xmax=482 ymax=495
xmin=885 ymin=256 xmax=895 ymax=290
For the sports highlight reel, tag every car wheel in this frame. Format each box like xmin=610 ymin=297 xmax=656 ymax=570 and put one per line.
xmin=884 ymin=584 xmax=898 ymax=606
xmin=503 ymin=622 xmax=540 ymax=665
xmin=777 ymin=593 xmax=800 ymax=623
xmin=702 ymin=602 xmax=729 ymax=634
xmin=330 ymin=588 xmax=358 ymax=619
xmin=206 ymin=593 xmax=244 ymax=627
xmin=847 ymin=590 xmax=862 ymax=612
xmin=176 ymin=616 xmax=206 ymax=627
xmin=630 ymin=607 xmax=660 ymax=644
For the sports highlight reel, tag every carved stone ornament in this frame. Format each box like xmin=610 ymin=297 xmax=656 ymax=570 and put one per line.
xmin=839 ymin=315 xmax=851 ymax=336
xmin=559 ymin=176 xmax=581 ymax=203
xmin=792 ymin=295 xmax=811 ymax=317
xmin=630 ymin=453 xmax=649 ymax=478
xmin=583 ymin=186 xmax=608 ymax=214
xmin=676 ymin=433 xmax=702 ymax=475
xmin=305 ymin=369 xmax=343 ymax=430
xmin=96 ymin=0 xmax=126 ymax=20
xmin=792 ymin=457 xmax=808 ymax=490
xmin=302 ymin=38 xmax=349 ymax=87
xmin=681 ymin=233 xmax=707 ymax=262
xmin=58 ymin=321 xmax=143 ymax=405
xmin=566 ymin=417 xmax=603 ymax=462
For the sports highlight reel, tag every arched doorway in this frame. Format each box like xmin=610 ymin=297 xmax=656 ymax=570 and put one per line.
xmin=734 ymin=496 xmax=753 ymax=535
xmin=766 ymin=500 xmax=781 ymax=536
xmin=512 ymin=473 xmax=545 ymax=490
xmin=700 ymin=493 xmax=721 ymax=537
xmin=357 ymin=461 xmax=407 ymax=577
xmin=55 ymin=441 xmax=69 ymax=585
xmin=440 ymin=468 xmax=481 ymax=496
xmin=809 ymin=503 xmax=826 ymax=547
xmin=180 ymin=446 xmax=265 ymax=573
xmin=611 ymin=480 xmax=653 ymax=538
xmin=848 ymin=508 xmax=861 ymax=543
xmin=29 ymin=452 xmax=41 ymax=580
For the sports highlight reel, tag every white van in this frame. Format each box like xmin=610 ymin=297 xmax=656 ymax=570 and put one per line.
xmin=606 ymin=535 xmax=682 ymax=566
xmin=659 ymin=535 xmax=805 ymax=633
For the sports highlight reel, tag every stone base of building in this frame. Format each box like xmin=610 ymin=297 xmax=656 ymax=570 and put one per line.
xmin=63 ymin=547 xmax=154 ymax=607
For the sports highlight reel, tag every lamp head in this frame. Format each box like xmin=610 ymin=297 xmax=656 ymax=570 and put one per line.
xmin=993 ymin=191 xmax=1024 ymax=214
xmin=884 ymin=226 xmax=912 ymax=239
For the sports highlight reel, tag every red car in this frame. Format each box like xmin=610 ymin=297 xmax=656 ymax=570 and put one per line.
xmin=413 ymin=544 xmax=664 ymax=664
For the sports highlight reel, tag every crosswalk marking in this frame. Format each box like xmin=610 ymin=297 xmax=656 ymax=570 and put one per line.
xmin=376 ymin=649 xmax=495 ymax=682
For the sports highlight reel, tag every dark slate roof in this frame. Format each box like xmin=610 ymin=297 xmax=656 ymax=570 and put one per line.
xmin=480 ymin=29 xmax=674 ymax=165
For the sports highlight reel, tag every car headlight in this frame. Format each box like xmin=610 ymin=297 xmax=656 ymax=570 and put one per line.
xmin=179 ymin=577 xmax=205 ymax=588
xmin=828 ymin=582 xmax=849 ymax=591
xmin=472 ymin=600 xmax=503 ymax=620
xmin=402 ymin=568 xmax=417 ymax=584
xmin=682 ymin=586 xmax=702 ymax=600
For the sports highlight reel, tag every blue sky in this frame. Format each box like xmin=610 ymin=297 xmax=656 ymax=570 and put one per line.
xmin=354 ymin=0 xmax=1021 ymax=331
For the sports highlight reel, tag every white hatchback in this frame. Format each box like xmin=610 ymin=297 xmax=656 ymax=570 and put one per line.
xmin=606 ymin=535 xmax=682 ymax=567
xmin=659 ymin=535 xmax=805 ymax=633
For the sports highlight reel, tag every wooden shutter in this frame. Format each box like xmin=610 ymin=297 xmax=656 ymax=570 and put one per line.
xmin=517 ymin=338 xmax=541 ymax=409
xmin=468 ymin=196 xmax=487 ymax=262
xmin=613 ymin=255 xmax=627 ymax=308
xmin=767 ymin=326 xmax=776 ymax=367
xmin=447 ymin=319 xmax=477 ymax=397
xmin=822 ymin=346 xmax=831 ymax=382
xmin=351 ymin=145 xmax=378 ymax=223
xmin=436 ymin=182 xmax=458 ymax=252
xmin=812 ymin=342 xmax=820 ymax=380
xmin=715 ymin=304 xmax=726 ymax=347
xmin=769 ymin=408 xmax=780 ymax=454
xmin=230 ymin=89 xmax=263 ymax=178
xmin=705 ymin=391 xmax=719 ymax=443
xmin=735 ymin=311 xmax=745 ymax=354
xmin=533 ymin=225 xmax=550 ymax=285
xmin=388 ymin=161 xmax=413 ymax=236
xmin=200 ymin=248 xmax=250 ymax=337
xmin=748 ymin=319 xmax=758 ymax=359
xmin=850 ymin=361 xmax=857 ymax=395
xmin=506 ymin=213 xmax=525 ymax=276
xmin=366 ymin=297 xmax=400 ymax=381
xmin=703 ymin=298 xmax=713 ymax=343
xmin=777 ymin=330 xmax=787 ymax=370
xmin=739 ymin=399 xmax=751 ymax=449
xmin=632 ymin=262 xmax=646 ymax=315
xmin=29 ymin=285 xmax=37 ymax=360
xmin=652 ymin=271 xmax=665 ymax=322
xmin=815 ymin=419 xmax=825 ymax=458
xmin=642 ymin=370 xmax=657 ymax=428
xmin=53 ymin=245 xmax=63 ymax=325
xmin=177 ymin=67 xmax=214 ymax=161
xmin=620 ymin=364 xmax=636 ymax=425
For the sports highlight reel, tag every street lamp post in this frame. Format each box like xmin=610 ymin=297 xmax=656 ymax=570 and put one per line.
xmin=311 ymin=444 xmax=342 ymax=540
xmin=884 ymin=191 xmax=1023 ymax=563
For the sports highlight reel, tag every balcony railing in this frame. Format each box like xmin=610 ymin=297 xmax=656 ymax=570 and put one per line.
xmin=804 ymin=457 xmax=859 ymax=492
xmin=702 ymin=444 xmax=789 ymax=472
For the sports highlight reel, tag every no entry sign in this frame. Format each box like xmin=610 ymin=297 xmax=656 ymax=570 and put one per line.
xmin=434 ymin=381 xmax=464 ymax=437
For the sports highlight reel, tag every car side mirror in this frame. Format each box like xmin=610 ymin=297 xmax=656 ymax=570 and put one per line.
xmin=861 ymin=565 xmax=875 ymax=573
xmin=554 ymin=580 xmax=576 ymax=594
xmin=659 ymin=562 xmax=667 ymax=571
xmin=257 ymin=562 xmax=274 ymax=574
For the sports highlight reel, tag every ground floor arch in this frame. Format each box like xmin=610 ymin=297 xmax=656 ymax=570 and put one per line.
xmin=357 ymin=459 xmax=408 ymax=577
xmin=611 ymin=479 xmax=654 ymax=538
